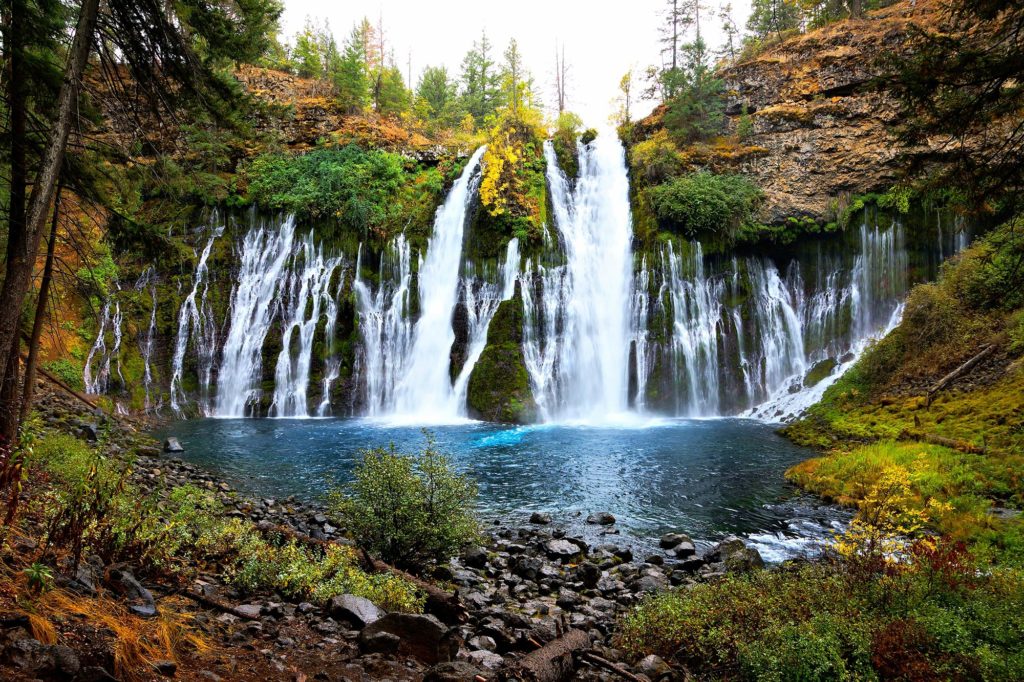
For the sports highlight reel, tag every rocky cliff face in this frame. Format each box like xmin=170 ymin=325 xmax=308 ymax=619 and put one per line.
xmin=717 ymin=0 xmax=944 ymax=222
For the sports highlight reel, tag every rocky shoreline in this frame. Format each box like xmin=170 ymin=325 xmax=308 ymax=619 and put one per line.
xmin=6 ymin=383 xmax=780 ymax=681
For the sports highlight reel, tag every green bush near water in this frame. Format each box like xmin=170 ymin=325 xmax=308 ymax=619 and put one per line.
xmin=25 ymin=430 xmax=423 ymax=611
xmin=330 ymin=437 xmax=479 ymax=570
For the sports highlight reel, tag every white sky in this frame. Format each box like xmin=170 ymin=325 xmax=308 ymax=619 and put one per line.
xmin=280 ymin=0 xmax=752 ymax=126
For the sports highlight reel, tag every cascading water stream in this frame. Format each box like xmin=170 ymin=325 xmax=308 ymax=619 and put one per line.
xmin=170 ymin=226 xmax=222 ymax=413
xmin=269 ymin=235 xmax=345 ymax=418
xmin=523 ymin=135 xmax=634 ymax=420
xmin=389 ymin=146 xmax=486 ymax=420
xmin=83 ymin=296 xmax=124 ymax=395
xmin=449 ymin=238 xmax=521 ymax=412
xmin=214 ymin=217 xmax=297 ymax=417
xmin=354 ymin=237 xmax=414 ymax=416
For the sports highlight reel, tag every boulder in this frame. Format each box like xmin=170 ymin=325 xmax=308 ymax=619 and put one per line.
xmin=544 ymin=538 xmax=583 ymax=562
xmin=706 ymin=537 xmax=765 ymax=573
xmin=360 ymin=613 xmax=458 ymax=664
xmin=467 ymin=649 xmax=504 ymax=670
xmin=639 ymin=654 xmax=674 ymax=681
xmin=329 ymin=594 xmax=383 ymax=628
xmin=462 ymin=546 xmax=489 ymax=569
xmin=163 ymin=437 xmax=184 ymax=453
xmin=659 ymin=532 xmax=691 ymax=549
xmin=359 ymin=631 xmax=401 ymax=655
xmin=673 ymin=541 xmax=697 ymax=558
xmin=529 ymin=511 xmax=552 ymax=525
xmin=586 ymin=511 xmax=616 ymax=525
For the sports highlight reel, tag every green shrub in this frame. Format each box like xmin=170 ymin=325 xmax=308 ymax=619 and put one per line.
xmin=619 ymin=550 xmax=1024 ymax=681
xmin=42 ymin=358 xmax=85 ymax=391
xmin=649 ymin=171 xmax=762 ymax=238
xmin=331 ymin=438 xmax=479 ymax=570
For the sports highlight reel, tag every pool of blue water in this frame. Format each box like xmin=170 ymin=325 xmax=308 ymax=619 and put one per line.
xmin=156 ymin=417 xmax=848 ymax=561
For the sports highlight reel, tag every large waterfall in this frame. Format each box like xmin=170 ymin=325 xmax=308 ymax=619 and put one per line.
xmin=390 ymin=146 xmax=487 ymax=420
xmin=521 ymin=137 xmax=635 ymax=420
xmin=94 ymin=135 xmax=970 ymax=424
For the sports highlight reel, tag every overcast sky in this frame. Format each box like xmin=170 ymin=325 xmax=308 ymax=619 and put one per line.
xmin=280 ymin=0 xmax=753 ymax=126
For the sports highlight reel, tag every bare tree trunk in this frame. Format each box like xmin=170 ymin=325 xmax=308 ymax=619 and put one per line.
xmin=19 ymin=186 xmax=62 ymax=426
xmin=0 ymin=0 xmax=100 ymax=423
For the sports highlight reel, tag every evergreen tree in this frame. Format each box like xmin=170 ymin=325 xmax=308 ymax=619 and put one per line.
xmin=416 ymin=65 xmax=461 ymax=128
xmin=746 ymin=0 xmax=801 ymax=41
xmin=291 ymin=18 xmax=327 ymax=78
xmin=377 ymin=65 xmax=411 ymax=116
xmin=662 ymin=37 xmax=725 ymax=143
xmin=335 ymin=23 xmax=369 ymax=114
xmin=460 ymin=31 xmax=503 ymax=125
xmin=502 ymin=39 xmax=526 ymax=116
xmin=886 ymin=0 xmax=1024 ymax=213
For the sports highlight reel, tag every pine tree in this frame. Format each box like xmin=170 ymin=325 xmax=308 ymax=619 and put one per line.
xmin=377 ymin=64 xmax=411 ymax=116
xmin=460 ymin=31 xmax=503 ymax=126
xmin=335 ymin=23 xmax=369 ymax=114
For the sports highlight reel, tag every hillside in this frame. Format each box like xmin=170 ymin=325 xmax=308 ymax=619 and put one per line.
xmin=629 ymin=0 xmax=949 ymax=226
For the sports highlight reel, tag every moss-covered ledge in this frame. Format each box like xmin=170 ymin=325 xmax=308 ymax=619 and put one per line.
xmin=466 ymin=281 xmax=538 ymax=424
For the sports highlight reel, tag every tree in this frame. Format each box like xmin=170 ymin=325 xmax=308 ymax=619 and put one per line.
xmin=377 ymin=64 xmax=411 ymax=116
xmin=335 ymin=23 xmax=369 ymax=114
xmin=746 ymin=0 xmax=801 ymax=41
xmin=553 ymin=41 xmax=570 ymax=113
xmin=719 ymin=2 xmax=740 ymax=63
xmin=614 ymin=69 xmax=634 ymax=126
xmin=291 ymin=18 xmax=327 ymax=78
xmin=502 ymin=39 xmax=526 ymax=116
xmin=460 ymin=31 xmax=504 ymax=126
xmin=0 ymin=0 xmax=283 ymax=446
xmin=662 ymin=38 xmax=725 ymax=143
xmin=331 ymin=440 xmax=478 ymax=570
xmin=416 ymin=65 xmax=461 ymax=128
xmin=886 ymin=0 xmax=1024 ymax=215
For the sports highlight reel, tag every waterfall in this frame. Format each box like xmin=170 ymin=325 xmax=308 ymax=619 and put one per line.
xmin=214 ymin=218 xmax=297 ymax=417
xmin=522 ymin=135 xmax=634 ymax=420
xmin=354 ymin=237 xmax=415 ymax=416
xmin=170 ymin=226 xmax=222 ymax=413
xmin=627 ymin=213 xmax=933 ymax=420
xmin=389 ymin=146 xmax=486 ymax=419
xmin=135 ymin=267 xmax=159 ymax=412
xmin=269 ymin=234 xmax=345 ymax=418
xmin=83 ymin=296 xmax=124 ymax=395
xmin=450 ymin=238 xmax=521 ymax=411
xmin=317 ymin=272 xmax=346 ymax=417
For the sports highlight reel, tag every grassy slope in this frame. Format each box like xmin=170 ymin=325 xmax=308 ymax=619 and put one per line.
xmin=783 ymin=221 xmax=1024 ymax=560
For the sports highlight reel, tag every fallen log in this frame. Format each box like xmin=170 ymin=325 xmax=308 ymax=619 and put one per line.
xmin=926 ymin=344 xmax=996 ymax=405
xmin=898 ymin=429 xmax=988 ymax=455
xmin=179 ymin=590 xmax=262 ymax=621
xmin=360 ymin=549 xmax=469 ymax=625
xmin=578 ymin=651 xmax=645 ymax=682
xmin=499 ymin=628 xmax=591 ymax=681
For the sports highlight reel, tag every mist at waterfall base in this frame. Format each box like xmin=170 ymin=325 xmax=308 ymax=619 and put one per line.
xmin=158 ymin=417 xmax=849 ymax=561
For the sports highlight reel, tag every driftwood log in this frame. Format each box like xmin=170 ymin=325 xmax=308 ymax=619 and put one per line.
xmin=926 ymin=344 xmax=996 ymax=405
xmin=499 ymin=628 xmax=591 ymax=681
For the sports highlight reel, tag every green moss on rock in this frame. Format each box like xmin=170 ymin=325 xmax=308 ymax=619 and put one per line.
xmin=466 ymin=282 xmax=538 ymax=424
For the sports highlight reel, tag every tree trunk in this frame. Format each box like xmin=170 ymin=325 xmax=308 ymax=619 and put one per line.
xmin=0 ymin=0 xmax=100 ymax=424
xmin=19 ymin=187 xmax=62 ymax=426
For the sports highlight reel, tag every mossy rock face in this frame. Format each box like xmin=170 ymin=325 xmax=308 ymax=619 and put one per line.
xmin=804 ymin=357 xmax=838 ymax=388
xmin=466 ymin=282 xmax=538 ymax=424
